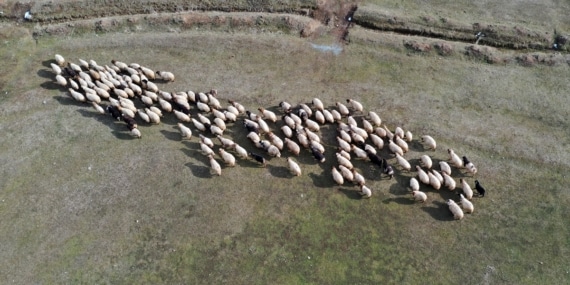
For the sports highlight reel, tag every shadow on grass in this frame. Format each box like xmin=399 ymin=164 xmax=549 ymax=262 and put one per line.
xmin=160 ymin=129 xmax=182 ymax=141
xmin=337 ymin=187 xmax=363 ymax=200
xmin=421 ymin=201 xmax=455 ymax=221
xmin=54 ymin=95 xmax=86 ymax=107
xmin=267 ymin=164 xmax=291 ymax=178
xmin=76 ymin=109 xmax=136 ymax=140
xmin=184 ymin=161 xmax=212 ymax=179
xmin=41 ymin=59 xmax=55 ymax=68
xmin=308 ymin=171 xmax=335 ymax=188
xmin=38 ymin=68 xmax=55 ymax=80
xmin=388 ymin=171 xmax=410 ymax=195
xmin=383 ymin=196 xmax=415 ymax=205
xmin=40 ymin=80 xmax=65 ymax=91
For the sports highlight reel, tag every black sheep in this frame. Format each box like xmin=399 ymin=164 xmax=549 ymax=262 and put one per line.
xmin=248 ymin=152 xmax=267 ymax=167
xmin=462 ymin=156 xmax=471 ymax=167
xmin=366 ymin=150 xmax=384 ymax=168
xmin=310 ymin=145 xmax=326 ymax=163
xmin=475 ymin=180 xmax=486 ymax=197
xmin=106 ymin=106 xmax=122 ymax=121
xmin=243 ymin=120 xmax=259 ymax=133
xmin=383 ymin=163 xmax=394 ymax=179
xmin=122 ymin=114 xmax=138 ymax=130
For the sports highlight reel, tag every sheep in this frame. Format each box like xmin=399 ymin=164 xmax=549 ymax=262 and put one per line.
xmin=199 ymin=134 xmax=214 ymax=148
xmin=395 ymin=153 xmax=411 ymax=171
xmin=322 ymin=109 xmax=335 ymax=123
xmin=421 ymin=135 xmax=437 ymax=150
xmin=431 ymin=169 xmax=444 ymax=185
xmin=448 ymin=149 xmax=463 ymax=168
xmin=310 ymin=145 xmax=326 ymax=163
xmin=383 ymin=164 xmax=395 ymax=179
xmin=335 ymin=102 xmax=350 ymax=116
xmin=113 ymin=88 xmax=129 ymax=99
xmin=394 ymin=135 xmax=409 ymax=152
xmin=208 ymin=94 xmax=222 ymax=109
xmin=51 ymin=63 xmax=62 ymax=75
xmin=463 ymin=156 xmax=478 ymax=174
xmin=68 ymin=88 xmax=86 ymax=102
xmin=337 ymin=136 xmax=351 ymax=152
xmin=137 ymin=109 xmax=150 ymax=123
xmin=255 ymin=107 xmax=276 ymax=123
xmin=111 ymin=59 xmax=128 ymax=70
xmin=249 ymin=152 xmax=267 ymax=167
xmin=214 ymin=135 xmax=234 ymax=149
xmin=141 ymin=79 xmax=158 ymax=93
xmin=459 ymin=194 xmax=474 ymax=214
xmin=200 ymin=142 xmax=215 ymax=156
xmin=95 ymin=80 xmax=110 ymax=92
xmin=130 ymin=127 xmax=142 ymax=138
xmin=428 ymin=171 xmax=441 ymax=190
xmin=197 ymin=101 xmax=211 ymax=113
xmin=366 ymin=150 xmax=384 ymax=169
xmin=418 ymin=155 xmax=432 ymax=169
xmin=192 ymin=118 xmax=207 ymax=132
xmin=122 ymin=115 xmax=138 ymax=130
xmin=394 ymin=127 xmax=405 ymax=139
xmin=223 ymin=111 xmax=237 ymax=122
xmin=233 ymin=144 xmax=249 ymax=159
xmin=439 ymin=161 xmax=452 ymax=176
xmin=338 ymin=149 xmax=351 ymax=161
xmin=267 ymin=132 xmax=283 ymax=150
xmin=55 ymin=74 xmax=67 ymax=86
xmin=369 ymin=133 xmax=384 ymax=150
xmin=364 ymin=144 xmax=377 ymax=155
xmin=416 ymin=166 xmax=430 ymax=185
xmin=281 ymin=125 xmax=293 ymax=138
xmin=197 ymin=113 xmax=211 ymax=125
xmin=351 ymin=144 xmax=368 ymax=160
xmin=352 ymin=169 xmax=366 ymax=186
xmin=156 ymin=70 xmax=175 ymax=82
xmin=350 ymin=130 xmax=365 ymax=145
xmin=410 ymin=177 xmax=420 ymax=192
xmin=404 ymin=130 xmax=413 ymax=142
xmin=256 ymin=117 xmax=270 ymax=133
xmin=213 ymin=118 xmax=226 ymax=132
xmin=362 ymin=119 xmax=374 ymax=134
xmin=314 ymin=110 xmax=325 ymax=124
xmin=339 ymin=165 xmax=354 ymax=182
xmin=139 ymin=66 xmax=155 ymax=80
xmin=331 ymin=166 xmax=344 ymax=185
xmin=299 ymin=104 xmax=313 ymax=118
xmin=474 ymin=180 xmax=486 ymax=197
xmin=198 ymin=92 xmax=209 ymax=103
xmin=283 ymin=138 xmax=300 ymax=156
xmin=212 ymin=109 xmax=226 ymax=122
xmin=304 ymin=118 xmax=320 ymax=132
xmin=282 ymin=115 xmax=297 ymax=129
xmin=68 ymin=79 xmax=79 ymax=90
xmin=91 ymin=102 xmax=105 ymax=114
xmin=447 ymin=199 xmax=464 ymax=220
xmin=149 ymin=106 xmax=163 ymax=118
xmin=346 ymin=99 xmax=363 ymax=112
xmin=119 ymin=106 xmax=136 ymax=120
xmin=289 ymin=113 xmax=302 ymax=126
xmin=312 ymin=98 xmax=324 ymax=111
xmin=208 ymin=154 xmax=222 ymax=176
xmin=375 ymin=127 xmax=387 ymax=138
xmin=229 ymin=100 xmax=246 ymax=114
xmin=287 ymin=157 xmax=302 ymax=176
xmin=145 ymin=108 xmax=161 ymax=124
xmin=243 ymin=119 xmax=259 ymax=133
xmin=336 ymin=153 xmax=353 ymax=170
xmin=412 ymin=190 xmax=427 ymax=202
xmin=55 ymin=54 xmax=66 ymax=66
xmin=459 ymin=178 xmax=474 ymax=200
xmin=265 ymin=143 xmax=281 ymax=158
xmin=93 ymin=86 xmax=110 ymax=99
xmin=219 ymin=148 xmax=236 ymax=167
xmin=247 ymin=131 xmax=261 ymax=144
xmin=442 ymin=172 xmax=456 ymax=191
xmin=388 ymin=139 xmax=404 ymax=157
xmin=296 ymin=132 xmax=309 ymax=148
xmin=140 ymin=95 xmax=154 ymax=107
xmin=368 ymin=111 xmax=381 ymax=127
xmin=177 ymin=123 xmax=193 ymax=140
xmin=158 ymin=90 xmax=172 ymax=101
xmin=106 ymin=105 xmax=122 ymax=121
xmin=359 ymin=185 xmax=372 ymax=198
xmin=383 ymin=125 xmax=395 ymax=140
xmin=338 ymin=129 xmax=351 ymax=143
xmin=279 ymin=101 xmax=292 ymax=113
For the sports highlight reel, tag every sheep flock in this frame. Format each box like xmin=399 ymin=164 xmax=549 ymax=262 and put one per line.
xmin=49 ymin=54 xmax=488 ymax=221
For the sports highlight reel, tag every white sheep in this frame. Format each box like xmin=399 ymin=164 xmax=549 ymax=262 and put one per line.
xmin=212 ymin=109 xmax=226 ymax=121
xmin=339 ymin=165 xmax=354 ymax=182
xmin=314 ymin=110 xmax=325 ymax=124
xmin=416 ymin=165 xmax=430 ymax=185
xmin=428 ymin=171 xmax=441 ymax=190
xmin=201 ymin=142 xmax=215 ymax=156
xmin=208 ymin=94 xmax=222 ymax=109
xmin=322 ymin=109 xmax=335 ymax=123
xmin=219 ymin=148 xmax=236 ymax=167
xmin=336 ymin=153 xmax=353 ymax=170
xmin=247 ymin=131 xmax=261 ymax=144
xmin=93 ymin=86 xmax=110 ymax=99
xmin=279 ymin=101 xmax=292 ymax=113
xmin=394 ymin=135 xmax=409 ymax=153
xmin=359 ymin=185 xmax=372 ymax=198
xmin=310 ymin=140 xmax=325 ymax=154
xmin=296 ymin=132 xmax=309 ymax=148
xmin=266 ymin=144 xmax=281 ymax=158
xmin=209 ymin=124 xmax=224 ymax=136
xmin=368 ymin=111 xmax=381 ymax=127
xmin=459 ymin=194 xmax=474 ymax=213
xmin=404 ymin=130 xmax=413 ymax=142
xmin=267 ymin=132 xmax=283 ymax=150
xmin=258 ymin=107 xmax=277 ymax=123
xmin=287 ymin=157 xmax=302 ymax=176
xmin=174 ymin=110 xmax=192 ymax=122
xmin=198 ymin=134 xmax=214 ymax=148
xmin=192 ymin=118 xmax=207 ymax=132
xmin=281 ymin=125 xmax=293 ymax=138
xmin=304 ymin=118 xmax=320 ymax=132
xmin=233 ymin=143 xmax=249 ymax=159
xmin=351 ymin=145 xmax=368 ymax=160
xmin=330 ymin=109 xmax=342 ymax=121
xmin=216 ymin=135 xmax=235 ymax=149
xmin=442 ymin=172 xmax=456 ymax=191
xmin=51 ymin=63 xmax=62 ymax=75
xmin=119 ymin=106 xmax=136 ymax=119
xmin=197 ymin=113 xmax=211 ymax=125
xmin=439 ymin=161 xmax=452 ymax=176
xmin=223 ymin=111 xmax=237 ymax=122
xmin=395 ymin=153 xmax=411 ymax=171
xmin=157 ymin=70 xmax=175 ymax=82
xmin=335 ymin=102 xmax=350 ymax=116
xmin=375 ymin=127 xmax=387 ymax=138
xmin=137 ymin=109 xmax=150 ymax=123
xmin=448 ymin=149 xmax=463 ymax=168
xmin=283 ymin=115 xmax=296 ymax=129
xmin=149 ymin=106 xmax=163 ymax=118
xmin=256 ymin=117 xmax=270 ymax=133
xmin=229 ymin=100 xmax=246 ymax=114
xmin=364 ymin=144 xmax=376 ymax=155
xmin=338 ymin=150 xmax=351 ymax=161
xmin=68 ymin=88 xmax=86 ymax=102
xmin=139 ymin=66 xmax=155 ymax=80
xmin=145 ymin=108 xmax=160 ymax=124
xmin=225 ymin=104 xmax=239 ymax=116
xmin=213 ymin=118 xmax=226 ymax=132
xmin=299 ymin=104 xmax=313 ymax=118
xmin=394 ymin=126 xmax=405 ymax=139
xmin=55 ymin=74 xmax=67 ymax=86
xmin=447 ymin=199 xmax=464 ymax=220
xmin=55 ymin=54 xmax=66 ymax=67
xmin=130 ymin=127 xmax=142 ymax=138
xmin=177 ymin=123 xmax=193 ymax=140
xmin=362 ymin=119 xmax=374 ymax=134
xmin=388 ymin=139 xmax=404 ymax=156
xmin=331 ymin=166 xmax=344 ymax=185
xmin=421 ymin=135 xmax=437 ymax=150
xmin=420 ymin=155 xmax=432 ymax=169
xmin=382 ymin=125 xmax=394 ymax=140
xmin=85 ymin=92 xmax=101 ymax=104
xmin=283 ymin=138 xmax=300 ymax=156
xmin=410 ymin=177 xmax=420 ymax=191
xmin=347 ymin=116 xmax=357 ymax=127
xmin=352 ymin=169 xmax=366 ymax=186
xmin=459 ymin=178 xmax=474 ymax=200
xmin=412 ymin=190 xmax=427 ymax=202
xmin=370 ymin=133 xmax=384 ymax=150
xmin=346 ymin=99 xmax=363 ymax=112
xmin=91 ymin=102 xmax=105 ymax=114
xmin=197 ymin=102 xmax=211 ymax=113
xmin=312 ymin=98 xmax=324 ymax=111
xmin=208 ymin=154 xmax=222 ymax=176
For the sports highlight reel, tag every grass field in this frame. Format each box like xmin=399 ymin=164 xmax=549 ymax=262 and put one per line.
xmin=0 ymin=0 xmax=569 ymax=284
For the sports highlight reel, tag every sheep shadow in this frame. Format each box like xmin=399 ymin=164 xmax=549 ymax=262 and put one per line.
xmin=184 ymin=161 xmax=212 ymax=179
xmin=383 ymin=196 xmax=415 ymax=205
xmin=388 ymin=173 xmax=411 ymax=196
xmin=53 ymin=95 xmax=86 ymax=107
xmin=308 ymin=171 xmax=335 ymax=188
xmin=41 ymin=80 xmax=66 ymax=91
xmin=337 ymin=187 xmax=363 ymax=200
xmin=421 ymin=201 xmax=455 ymax=221
xmin=41 ymin=59 xmax=55 ymax=68
xmin=267 ymin=164 xmax=291 ymax=179
xmin=37 ymin=68 xmax=55 ymax=80
xmin=160 ymin=129 xmax=182 ymax=142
